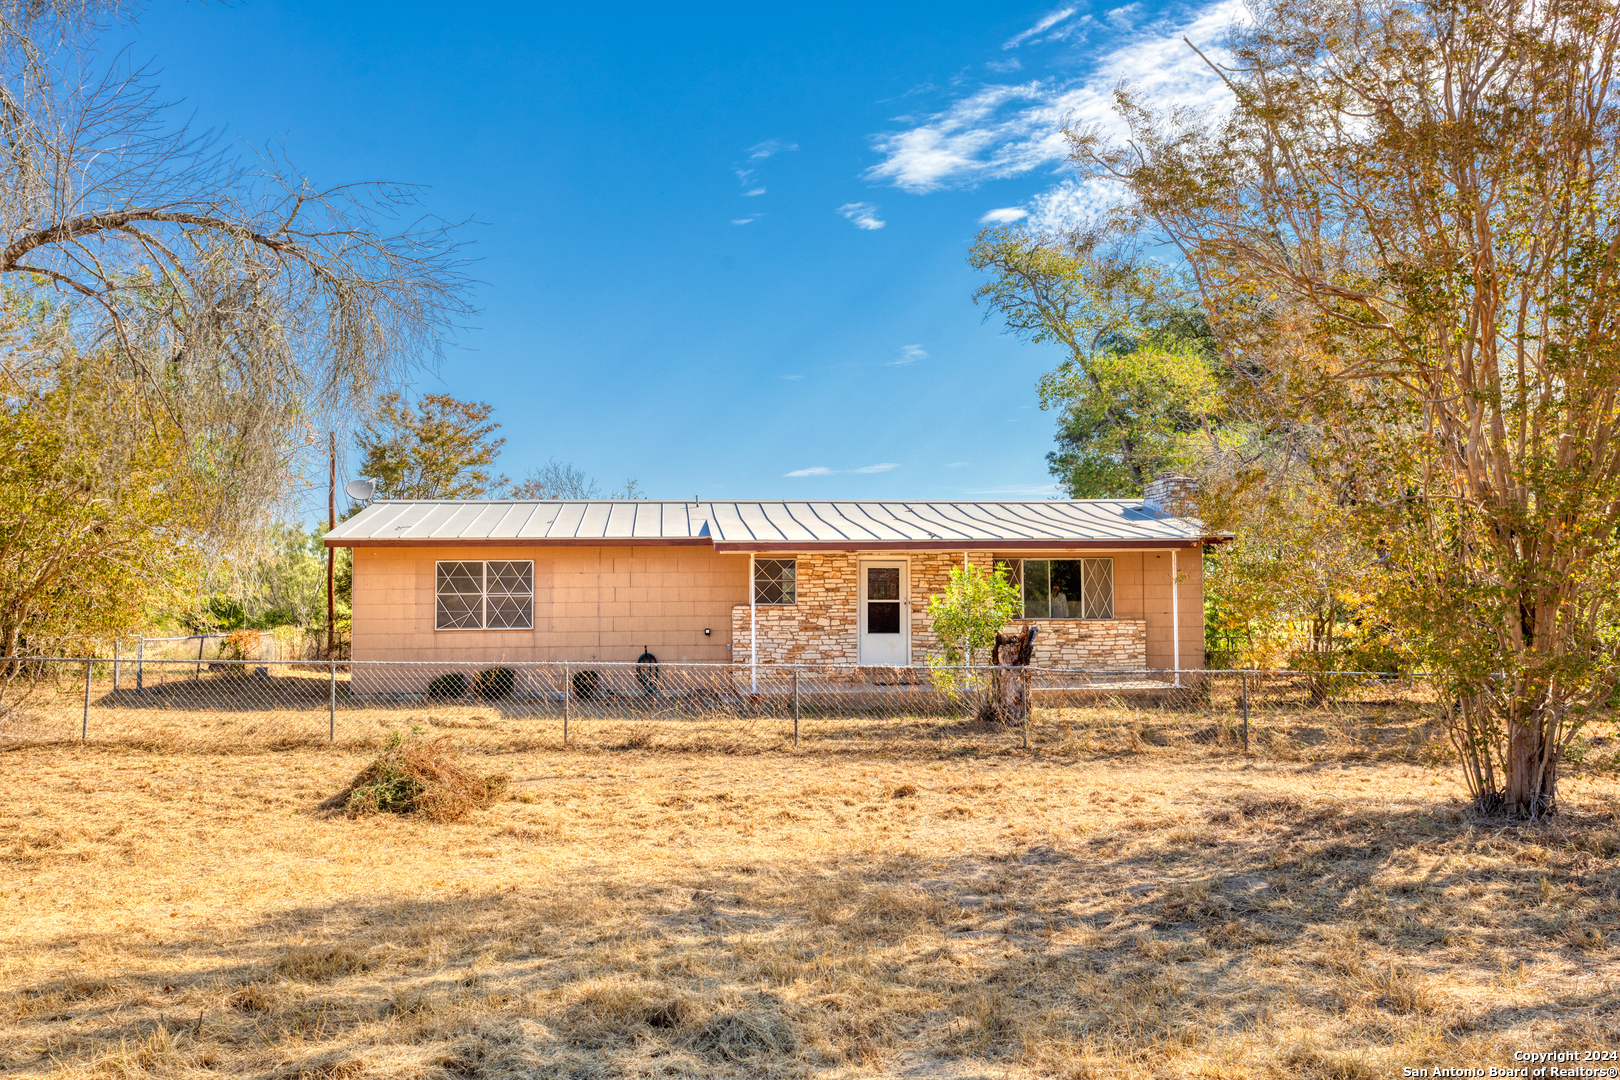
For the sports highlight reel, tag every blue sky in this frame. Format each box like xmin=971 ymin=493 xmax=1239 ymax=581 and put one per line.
xmin=122 ymin=0 xmax=1235 ymax=505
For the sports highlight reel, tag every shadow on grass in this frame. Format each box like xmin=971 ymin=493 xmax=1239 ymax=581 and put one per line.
xmin=6 ymin=798 xmax=1617 ymax=1077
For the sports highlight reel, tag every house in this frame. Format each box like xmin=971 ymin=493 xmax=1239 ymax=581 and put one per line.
xmin=324 ymin=485 xmax=1220 ymax=683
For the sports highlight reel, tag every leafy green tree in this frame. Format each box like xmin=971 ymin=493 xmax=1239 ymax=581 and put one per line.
xmin=926 ymin=565 xmax=1021 ymax=667
xmin=355 ymin=393 xmax=508 ymax=501
xmin=0 ymin=329 xmax=205 ymax=662
xmin=971 ymin=227 xmax=1223 ymax=496
xmin=1076 ymin=0 xmax=1620 ymax=816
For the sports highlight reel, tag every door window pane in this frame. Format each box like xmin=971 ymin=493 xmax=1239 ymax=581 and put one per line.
xmin=867 ymin=566 xmax=900 ymax=601
xmin=868 ymin=601 xmax=901 ymax=634
xmin=1022 ymin=559 xmax=1050 ymax=619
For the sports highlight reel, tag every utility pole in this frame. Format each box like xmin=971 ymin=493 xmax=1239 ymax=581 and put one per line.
xmin=327 ymin=431 xmax=336 ymax=660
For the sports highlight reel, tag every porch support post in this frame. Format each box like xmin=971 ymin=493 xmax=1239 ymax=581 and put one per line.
xmin=1171 ymin=548 xmax=1181 ymax=687
xmin=749 ymin=552 xmax=757 ymax=693
xmin=962 ymin=552 xmax=969 ymax=677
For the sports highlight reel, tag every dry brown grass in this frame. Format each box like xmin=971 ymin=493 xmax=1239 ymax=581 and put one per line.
xmin=1 ymin=740 xmax=1616 ymax=1078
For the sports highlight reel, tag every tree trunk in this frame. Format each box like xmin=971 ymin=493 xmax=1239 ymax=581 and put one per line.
xmin=1503 ymin=719 xmax=1558 ymax=819
xmin=979 ymin=625 xmax=1038 ymax=725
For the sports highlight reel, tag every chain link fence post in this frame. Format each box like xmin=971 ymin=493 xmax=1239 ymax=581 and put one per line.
xmin=792 ymin=667 xmax=800 ymax=747
xmin=328 ymin=659 xmax=336 ymax=742
xmin=1241 ymin=670 xmax=1250 ymax=751
xmin=82 ymin=660 xmax=91 ymax=742
xmin=563 ymin=662 xmax=570 ymax=745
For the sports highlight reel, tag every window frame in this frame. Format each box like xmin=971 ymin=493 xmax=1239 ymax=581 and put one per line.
xmin=753 ymin=557 xmax=798 ymax=605
xmin=996 ymin=557 xmax=1114 ymax=620
xmin=434 ymin=559 xmax=535 ymax=631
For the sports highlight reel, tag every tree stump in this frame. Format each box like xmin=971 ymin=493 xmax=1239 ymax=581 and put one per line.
xmin=978 ymin=624 xmax=1038 ymax=725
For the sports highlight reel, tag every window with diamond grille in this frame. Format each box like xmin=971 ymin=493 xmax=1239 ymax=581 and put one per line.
xmin=435 ymin=560 xmax=534 ymax=630
xmin=1005 ymin=558 xmax=1112 ymax=619
xmin=753 ymin=558 xmax=797 ymax=605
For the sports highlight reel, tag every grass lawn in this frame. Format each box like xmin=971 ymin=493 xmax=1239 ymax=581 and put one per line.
xmin=1 ymin=741 xmax=1616 ymax=1078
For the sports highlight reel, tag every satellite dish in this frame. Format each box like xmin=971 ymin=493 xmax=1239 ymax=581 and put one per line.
xmin=345 ymin=479 xmax=377 ymax=502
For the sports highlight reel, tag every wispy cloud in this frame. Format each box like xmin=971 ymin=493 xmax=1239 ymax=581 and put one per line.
xmin=946 ymin=461 xmax=971 ymax=468
xmin=986 ymin=57 xmax=1023 ymax=73
xmin=780 ymin=374 xmax=804 ymax=381
xmin=838 ymin=202 xmax=886 ymax=230
xmin=784 ymin=462 xmax=900 ymax=477
xmin=979 ymin=206 xmax=1029 ymax=224
xmin=865 ymin=0 xmax=1243 ymax=195
xmin=888 ymin=343 xmax=928 ymax=365
xmin=731 ymin=215 xmax=760 ymax=225
xmin=1003 ymin=7 xmax=1077 ymax=49
xmin=748 ymin=139 xmax=799 ymax=160
xmin=744 ymin=187 xmax=766 ymax=196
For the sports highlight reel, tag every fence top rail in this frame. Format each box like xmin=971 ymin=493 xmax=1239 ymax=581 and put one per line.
xmin=17 ymin=657 xmax=1438 ymax=679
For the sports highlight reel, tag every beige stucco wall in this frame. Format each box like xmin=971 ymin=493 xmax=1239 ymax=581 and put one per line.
xmin=350 ymin=544 xmax=746 ymax=664
xmin=348 ymin=543 xmax=1205 ymax=672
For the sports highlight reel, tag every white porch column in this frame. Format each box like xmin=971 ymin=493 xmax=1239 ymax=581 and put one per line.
xmin=1171 ymin=548 xmax=1181 ymax=687
xmin=749 ymin=552 xmax=757 ymax=693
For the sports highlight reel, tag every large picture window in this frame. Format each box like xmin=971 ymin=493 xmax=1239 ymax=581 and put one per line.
xmin=435 ymin=561 xmax=534 ymax=630
xmin=995 ymin=558 xmax=1113 ymax=620
xmin=753 ymin=558 xmax=797 ymax=604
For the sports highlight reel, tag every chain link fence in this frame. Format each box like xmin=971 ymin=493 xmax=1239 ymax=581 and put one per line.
xmin=0 ymin=657 xmax=1485 ymax=759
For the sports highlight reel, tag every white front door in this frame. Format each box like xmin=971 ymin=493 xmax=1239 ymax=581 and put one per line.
xmin=858 ymin=560 xmax=910 ymax=666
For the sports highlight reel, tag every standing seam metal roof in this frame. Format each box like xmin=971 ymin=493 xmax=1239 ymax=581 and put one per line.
xmin=324 ymin=499 xmax=1214 ymax=546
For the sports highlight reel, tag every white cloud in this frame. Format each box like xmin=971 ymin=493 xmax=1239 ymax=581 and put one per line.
xmin=748 ymin=139 xmax=799 ymax=160
xmin=780 ymin=374 xmax=803 ymax=380
xmin=946 ymin=461 xmax=971 ymax=468
xmin=1004 ymin=7 xmax=1077 ymax=49
xmin=986 ymin=57 xmax=1023 ymax=73
xmin=838 ymin=202 xmax=886 ymax=230
xmin=731 ymin=215 xmax=759 ymax=225
xmin=785 ymin=462 xmax=900 ymax=476
xmin=744 ymin=187 xmax=766 ymax=196
xmin=887 ymin=343 xmax=928 ymax=366
xmin=865 ymin=0 xmax=1244 ymax=194
xmin=979 ymin=206 xmax=1029 ymax=224
xmin=1105 ymin=3 xmax=1141 ymax=29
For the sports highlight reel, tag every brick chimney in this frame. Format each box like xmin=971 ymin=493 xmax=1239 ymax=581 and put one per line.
xmin=1142 ymin=473 xmax=1197 ymax=517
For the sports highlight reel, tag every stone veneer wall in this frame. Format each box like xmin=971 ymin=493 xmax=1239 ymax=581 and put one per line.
xmin=730 ymin=551 xmax=1146 ymax=669
xmin=1005 ymin=618 xmax=1147 ymax=669
xmin=730 ymin=552 xmax=860 ymax=665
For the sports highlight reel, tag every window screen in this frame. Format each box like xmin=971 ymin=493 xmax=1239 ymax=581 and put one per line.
xmin=435 ymin=560 xmax=534 ymax=630
xmin=753 ymin=558 xmax=797 ymax=604
xmin=1002 ymin=558 xmax=1113 ymax=619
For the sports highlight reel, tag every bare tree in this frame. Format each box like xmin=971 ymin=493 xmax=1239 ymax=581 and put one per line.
xmin=0 ymin=9 xmax=470 ymax=545
xmin=510 ymin=459 xmax=601 ymax=500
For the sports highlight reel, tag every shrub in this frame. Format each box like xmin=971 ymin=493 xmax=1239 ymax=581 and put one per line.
xmin=475 ymin=666 xmax=516 ymax=700
xmin=573 ymin=669 xmax=601 ymax=700
xmin=426 ymin=671 xmax=470 ymax=701
xmin=322 ymin=731 xmax=507 ymax=822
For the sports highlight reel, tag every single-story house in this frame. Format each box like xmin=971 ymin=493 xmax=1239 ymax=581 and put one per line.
xmin=324 ymin=481 xmax=1222 ymax=682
